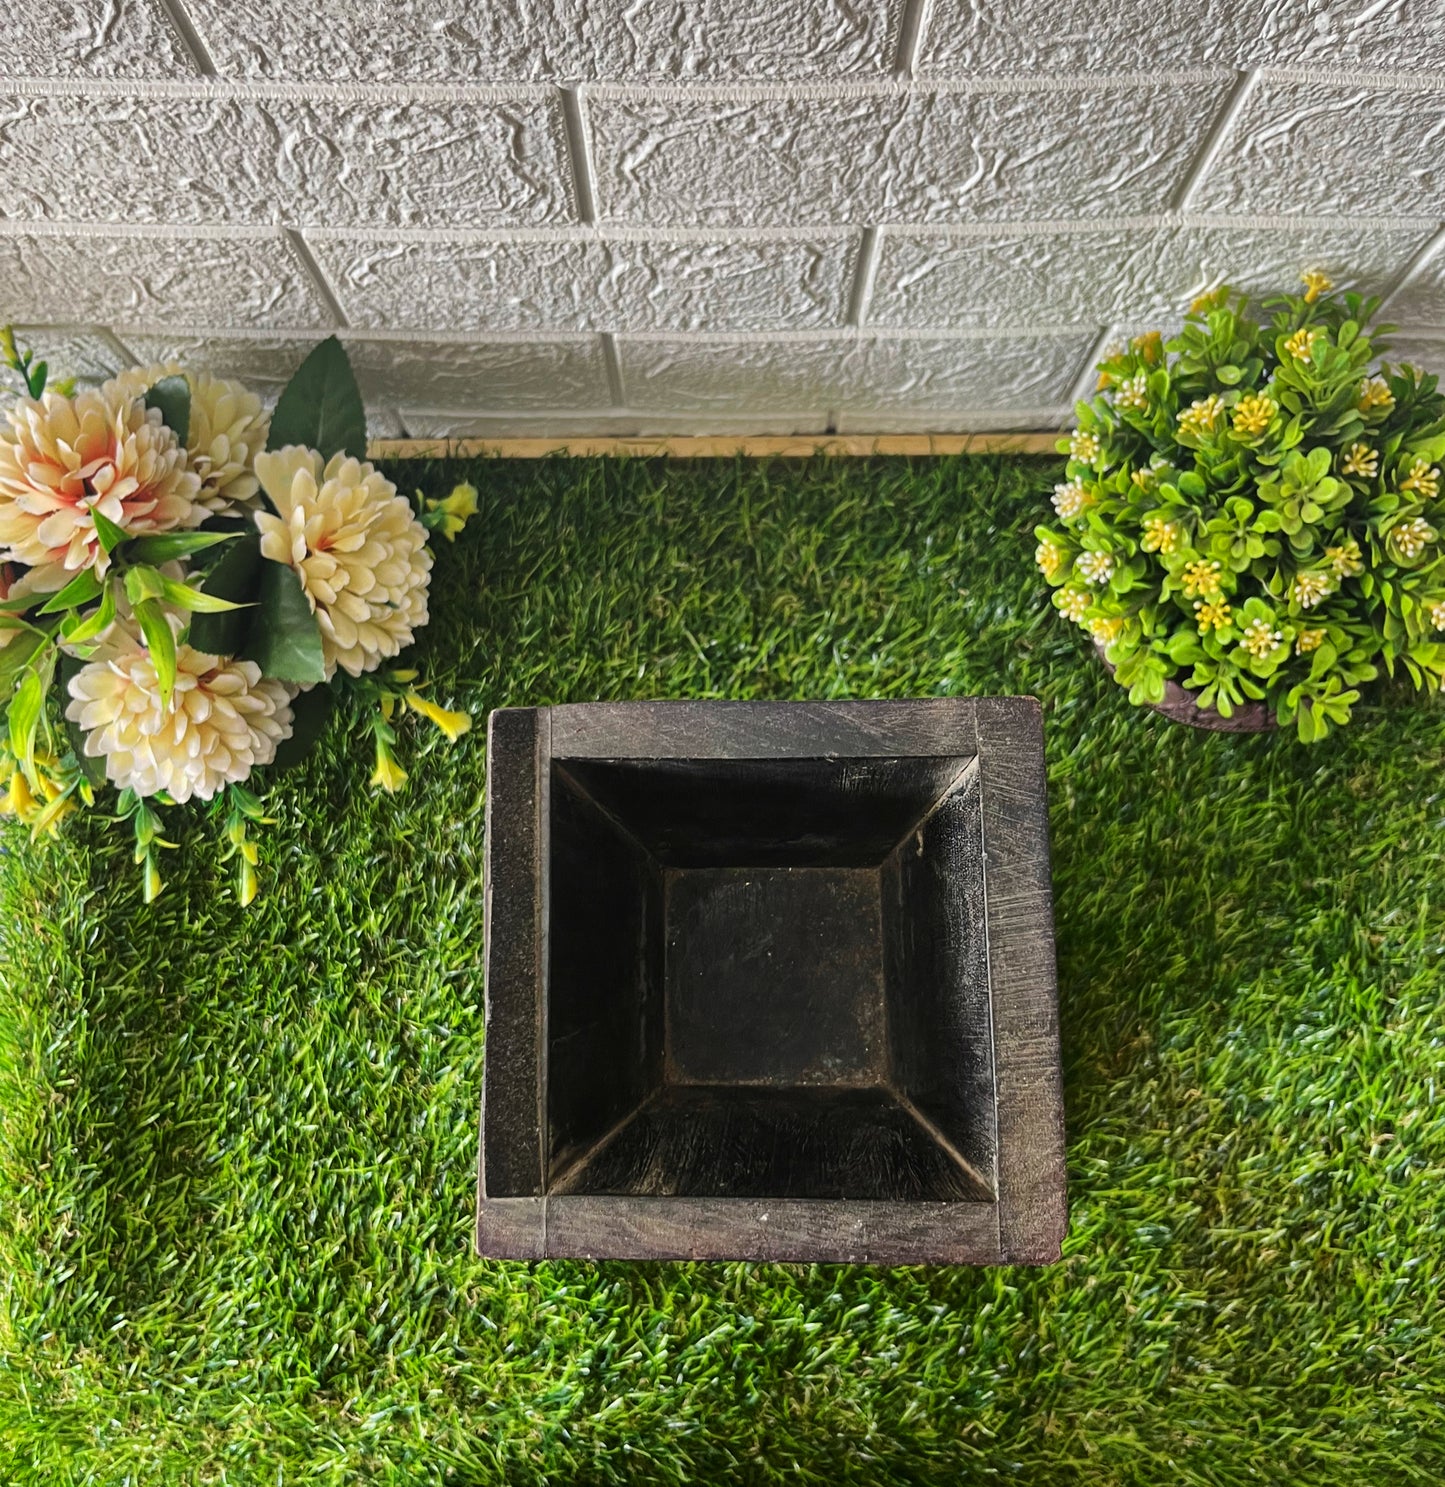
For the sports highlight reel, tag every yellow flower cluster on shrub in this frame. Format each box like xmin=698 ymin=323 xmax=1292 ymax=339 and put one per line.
xmin=1036 ymin=271 xmax=1445 ymax=741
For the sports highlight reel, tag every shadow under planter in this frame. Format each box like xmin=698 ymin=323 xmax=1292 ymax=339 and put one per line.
xmin=479 ymin=698 xmax=1065 ymax=1265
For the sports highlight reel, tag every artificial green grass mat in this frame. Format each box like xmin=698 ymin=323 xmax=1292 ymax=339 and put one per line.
xmin=1 ymin=453 xmax=1443 ymax=1486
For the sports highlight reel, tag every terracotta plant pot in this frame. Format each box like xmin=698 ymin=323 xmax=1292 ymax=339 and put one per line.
xmin=1095 ymin=644 xmax=1277 ymax=734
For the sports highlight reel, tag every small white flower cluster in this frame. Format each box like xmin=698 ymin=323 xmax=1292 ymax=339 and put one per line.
xmin=1068 ymin=429 xmax=1101 ymax=463
xmin=1239 ymin=617 xmax=1283 ymax=660
xmin=1075 ymin=551 xmax=1115 ymax=586
xmin=1113 ymin=373 xmax=1149 ymax=412
xmin=1052 ymin=480 xmax=1089 ymax=518
xmin=1389 ymin=518 xmax=1436 ymax=562
xmin=1291 ymin=571 xmax=1335 ymax=610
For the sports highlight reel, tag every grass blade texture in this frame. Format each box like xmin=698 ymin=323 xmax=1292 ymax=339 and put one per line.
xmin=1 ymin=454 xmax=1442 ymax=1486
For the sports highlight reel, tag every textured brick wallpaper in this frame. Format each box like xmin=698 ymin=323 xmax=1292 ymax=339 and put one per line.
xmin=2 ymin=1 xmax=1444 ymax=435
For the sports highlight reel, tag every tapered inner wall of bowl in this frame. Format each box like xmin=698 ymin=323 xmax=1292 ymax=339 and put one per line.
xmin=541 ymin=755 xmax=996 ymax=1202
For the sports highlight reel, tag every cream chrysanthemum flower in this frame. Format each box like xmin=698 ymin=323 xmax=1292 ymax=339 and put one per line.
xmin=0 ymin=387 xmax=202 ymax=589
xmin=254 ymin=447 xmax=432 ymax=679
xmin=106 ymin=363 xmax=271 ymax=516
xmin=65 ymin=619 xmax=294 ymax=803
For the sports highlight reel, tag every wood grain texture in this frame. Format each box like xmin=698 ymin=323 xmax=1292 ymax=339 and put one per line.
xmin=975 ymin=696 xmax=1067 ymax=1263
xmin=559 ymin=755 xmax=972 ymax=866
xmin=479 ymin=707 xmax=548 ymax=1198
xmin=550 ymin=698 xmax=980 ymax=761
xmin=369 ymin=432 xmax=1062 ymax=461
xmin=552 ymin=1087 xmax=988 ymax=1202
xmin=882 ymin=761 xmax=998 ymax=1193
xmin=665 ymin=868 xmax=887 ymax=1088
xmin=543 ymin=1195 xmax=1001 ymax=1264
xmin=477 ymin=696 xmax=1065 ymax=1265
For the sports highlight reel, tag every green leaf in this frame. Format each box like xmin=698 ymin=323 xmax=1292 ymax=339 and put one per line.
xmin=58 ymin=580 xmax=117 ymax=650
xmin=0 ymin=629 xmax=47 ymax=692
xmin=7 ymin=666 xmax=45 ymax=780
xmin=59 ymin=654 xmax=107 ymax=787
xmin=188 ymin=532 xmax=263 ymax=657
xmin=239 ymin=560 xmax=326 ymax=684
xmin=270 ymin=684 xmax=333 ymax=771
xmin=90 ymin=508 xmax=127 ymax=555
xmin=132 ymin=598 xmax=177 ymax=711
xmin=157 ymin=576 xmax=250 ymax=615
xmin=124 ymin=565 xmax=168 ymax=607
xmin=266 ymin=336 xmax=367 ymax=463
xmin=126 ymin=530 xmax=237 ymax=565
xmin=36 ymin=568 xmax=105 ymax=615
xmin=145 ymin=375 xmax=191 ymax=447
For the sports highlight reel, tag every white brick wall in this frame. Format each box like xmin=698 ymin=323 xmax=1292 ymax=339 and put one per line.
xmin=2 ymin=3 xmax=1444 ymax=436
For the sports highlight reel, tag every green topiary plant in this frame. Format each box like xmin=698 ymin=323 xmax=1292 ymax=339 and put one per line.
xmin=1035 ymin=272 xmax=1445 ymax=740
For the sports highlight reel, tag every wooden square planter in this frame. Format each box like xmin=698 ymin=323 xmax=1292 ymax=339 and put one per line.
xmin=478 ymin=698 xmax=1065 ymax=1265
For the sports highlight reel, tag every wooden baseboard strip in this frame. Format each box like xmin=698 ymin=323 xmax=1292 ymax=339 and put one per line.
xmin=367 ymin=431 xmax=1063 ymax=461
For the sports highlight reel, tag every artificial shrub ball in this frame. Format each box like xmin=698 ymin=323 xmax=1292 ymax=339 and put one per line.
xmin=1036 ymin=274 xmax=1445 ymax=740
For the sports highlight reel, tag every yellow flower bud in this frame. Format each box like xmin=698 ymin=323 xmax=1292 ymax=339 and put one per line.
xmin=371 ymin=744 xmax=408 ymax=794
xmin=404 ymin=691 xmax=472 ymax=743
xmin=426 ymin=482 xmax=480 ymax=541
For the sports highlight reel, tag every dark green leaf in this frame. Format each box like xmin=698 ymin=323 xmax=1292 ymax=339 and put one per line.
xmin=126 ymin=530 xmax=237 ymax=565
xmin=188 ymin=532 xmax=262 ymax=657
xmin=239 ymin=560 xmax=326 ymax=684
xmin=270 ymin=684 xmax=333 ymax=771
xmin=266 ymin=336 xmax=366 ymax=463
xmin=37 ymin=568 xmax=105 ymax=614
xmin=145 ymin=375 xmax=191 ymax=447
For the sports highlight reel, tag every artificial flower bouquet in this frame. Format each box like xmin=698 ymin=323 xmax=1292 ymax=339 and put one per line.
xmin=1035 ymin=272 xmax=1445 ymax=740
xmin=0 ymin=331 xmax=477 ymax=902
